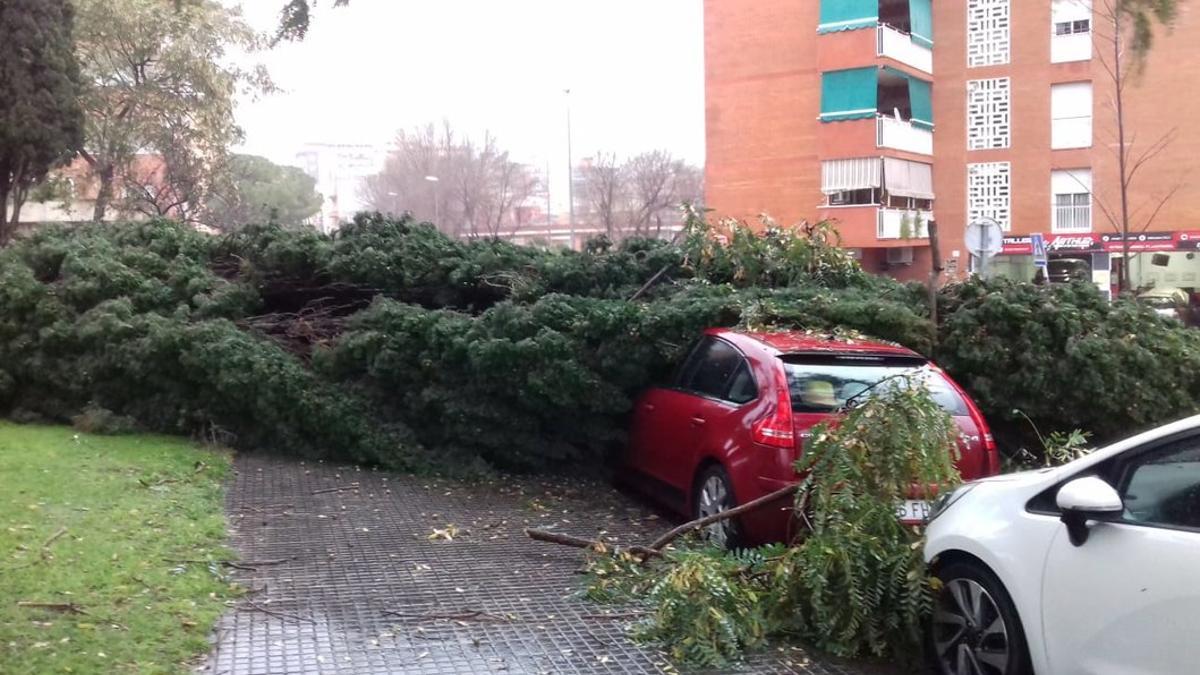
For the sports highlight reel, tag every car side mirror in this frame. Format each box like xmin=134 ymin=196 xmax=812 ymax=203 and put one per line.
xmin=1056 ymin=476 xmax=1123 ymax=547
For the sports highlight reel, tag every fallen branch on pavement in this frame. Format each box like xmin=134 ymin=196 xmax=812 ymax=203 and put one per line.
xmin=382 ymin=608 xmax=510 ymax=623
xmin=524 ymin=483 xmax=800 ymax=560
xmin=164 ymin=557 xmax=290 ymax=571
xmin=311 ymin=483 xmax=360 ymax=495
xmin=238 ymin=600 xmax=315 ymax=624
xmin=17 ymin=601 xmax=88 ymax=615
xmin=648 ymin=483 xmax=799 ymax=551
xmin=523 ymin=529 xmax=662 ymax=559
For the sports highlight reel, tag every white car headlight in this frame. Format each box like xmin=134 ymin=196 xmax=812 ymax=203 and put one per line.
xmin=927 ymin=482 xmax=978 ymax=523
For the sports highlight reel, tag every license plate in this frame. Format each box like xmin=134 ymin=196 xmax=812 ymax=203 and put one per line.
xmin=896 ymin=499 xmax=931 ymax=524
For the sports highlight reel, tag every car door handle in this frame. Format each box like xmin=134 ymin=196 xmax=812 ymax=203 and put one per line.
xmin=642 ymin=403 xmax=655 ymax=411
xmin=690 ymin=416 xmax=707 ymax=426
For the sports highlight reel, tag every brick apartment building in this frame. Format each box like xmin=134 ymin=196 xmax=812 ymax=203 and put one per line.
xmin=705 ymin=0 xmax=1200 ymax=296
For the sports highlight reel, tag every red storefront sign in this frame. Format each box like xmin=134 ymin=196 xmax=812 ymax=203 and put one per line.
xmin=1001 ymin=231 xmax=1200 ymax=255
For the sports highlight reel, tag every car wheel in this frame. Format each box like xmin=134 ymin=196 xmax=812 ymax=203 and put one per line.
xmin=929 ymin=562 xmax=1032 ymax=675
xmin=693 ymin=465 xmax=740 ymax=549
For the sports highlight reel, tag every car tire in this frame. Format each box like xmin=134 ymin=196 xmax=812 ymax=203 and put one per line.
xmin=928 ymin=562 xmax=1033 ymax=675
xmin=692 ymin=464 xmax=740 ymax=550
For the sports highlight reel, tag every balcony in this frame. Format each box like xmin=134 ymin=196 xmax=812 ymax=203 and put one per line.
xmin=877 ymin=115 xmax=933 ymax=155
xmin=821 ymin=66 xmax=933 ymax=156
xmin=877 ymin=208 xmax=932 ymax=240
xmin=877 ymin=23 xmax=932 ymax=74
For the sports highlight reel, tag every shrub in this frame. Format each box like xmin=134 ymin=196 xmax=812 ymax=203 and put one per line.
xmin=936 ymin=278 xmax=1200 ymax=450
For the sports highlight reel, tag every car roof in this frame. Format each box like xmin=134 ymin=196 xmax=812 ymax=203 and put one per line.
xmin=708 ymin=328 xmax=922 ymax=358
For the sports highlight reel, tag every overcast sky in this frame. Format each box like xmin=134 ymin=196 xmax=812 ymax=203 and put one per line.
xmin=232 ymin=0 xmax=706 ymax=181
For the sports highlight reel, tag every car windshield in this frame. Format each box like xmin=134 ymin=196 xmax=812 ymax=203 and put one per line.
xmin=781 ymin=357 xmax=968 ymax=416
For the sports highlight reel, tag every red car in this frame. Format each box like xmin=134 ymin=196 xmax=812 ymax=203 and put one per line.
xmin=624 ymin=329 xmax=999 ymax=547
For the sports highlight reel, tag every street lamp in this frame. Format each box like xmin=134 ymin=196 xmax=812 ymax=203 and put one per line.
xmin=424 ymin=175 xmax=439 ymax=224
xmin=564 ymin=89 xmax=575 ymax=250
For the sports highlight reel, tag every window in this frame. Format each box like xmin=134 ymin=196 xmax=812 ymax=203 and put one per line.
xmin=1052 ymin=0 xmax=1092 ymax=62
xmin=1052 ymin=82 xmax=1093 ymax=149
xmin=822 ymin=157 xmax=882 ymax=205
xmin=967 ymin=78 xmax=1011 ymax=150
xmin=678 ymin=338 xmax=744 ymax=400
xmin=1120 ymin=440 xmax=1200 ymax=530
xmin=967 ymin=0 xmax=1010 ymax=67
xmin=967 ymin=162 xmax=1012 ymax=231
xmin=1052 ymin=169 xmax=1092 ymax=233
xmin=780 ymin=358 xmax=967 ymax=415
xmin=886 ymin=195 xmax=934 ymax=211
xmin=726 ymin=363 xmax=758 ymax=404
xmin=828 ymin=188 xmax=879 ymax=206
xmin=1055 ymin=19 xmax=1091 ymax=35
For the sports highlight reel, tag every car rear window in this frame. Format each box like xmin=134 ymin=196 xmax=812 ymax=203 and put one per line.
xmin=781 ymin=355 xmax=968 ymax=416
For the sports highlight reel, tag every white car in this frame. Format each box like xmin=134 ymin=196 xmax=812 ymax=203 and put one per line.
xmin=924 ymin=415 xmax=1200 ymax=675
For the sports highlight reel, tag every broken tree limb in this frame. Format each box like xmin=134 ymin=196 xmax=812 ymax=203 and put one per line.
xmin=17 ymin=602 xmax=88 ymax=615
xmin=525 ymin=483 xmax=801 ymax=559
xmin=42 ymin=527 xmax=68 ymax=549
xmin=311 ymin=483 xmax=360 ymax=495
xmin=238 ymin=600 xmax=315 ymax=624
xmin=164 ymin=557 xmax=289 ymax=571
xmin=648 ymin=483 xmax=800 ymax=551
xmin=523 ymin=529 xmax=661 ymax=559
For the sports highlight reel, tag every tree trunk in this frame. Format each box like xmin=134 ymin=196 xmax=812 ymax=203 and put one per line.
xmin=1113 ymin=10 xmax=1133 ymax=295
xmin=93 ymin=162 xmax=116 ymax=222
xmin=0 ymin=180 xmax=11 ymax=247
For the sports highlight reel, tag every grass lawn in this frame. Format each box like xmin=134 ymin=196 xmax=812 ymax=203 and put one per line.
xmin=0 ymin=423 xmax=237 ymax=674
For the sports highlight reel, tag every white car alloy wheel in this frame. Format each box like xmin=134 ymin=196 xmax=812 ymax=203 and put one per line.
xmin=931 ymin=562 xmax=1030 ymax=675
xmin=695 ymin=467 xmax=737 ymax=548
xmin=933 ymin=579 xmax=1009 ymax=674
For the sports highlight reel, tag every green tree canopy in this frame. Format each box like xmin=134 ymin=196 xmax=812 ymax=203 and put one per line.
xmin=0 ymin=0 xmax=84 ymax=243
xmin=74 ymin=0 xmax=272 ymax=222
xmin=206 ymin=154 xmax=323 ymax=231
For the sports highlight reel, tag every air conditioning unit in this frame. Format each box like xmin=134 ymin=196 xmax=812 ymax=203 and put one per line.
xmin=886 ymin=246 xmax=915 ymax=265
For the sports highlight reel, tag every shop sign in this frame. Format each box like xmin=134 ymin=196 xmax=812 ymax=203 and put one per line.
xmin=1001 ymin=231 xmax=1200 ymax=255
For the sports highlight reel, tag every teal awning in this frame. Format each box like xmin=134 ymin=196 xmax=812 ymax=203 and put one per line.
xmin=907 ymin=75 xmax=933 ymax=129
xmin=910 ymin=0 xmax=933 ymax=48
xmin=820 ymin=67 xmax=879 ymax=122
xmin=818 ymin=0 xmax=878 ymax=33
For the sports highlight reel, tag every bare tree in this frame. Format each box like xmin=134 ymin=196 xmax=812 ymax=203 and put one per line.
xmin=580 ymin=153 xmax=627 ymax=239
xmin=362 ymin=123 xmax=537 ymax=239
xmin=1092 ymin=0 xmax=1182 ymax=293
xmin=580 ymin=150 xmax=703 ymax=241
xmin=627 ymin=150 xmax=703 ymax=237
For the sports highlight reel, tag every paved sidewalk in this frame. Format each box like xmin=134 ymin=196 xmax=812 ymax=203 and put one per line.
xmin=201 ymin=454 xmax=894 ymax=674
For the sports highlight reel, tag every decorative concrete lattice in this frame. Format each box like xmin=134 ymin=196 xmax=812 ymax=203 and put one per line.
xmin=968 ymin=162 xmax=1012 ymax=232
xmin=967 ymin=0 xmax=1011 ymax=67
xmin=967 ymin=78 xmax=1011 ymax=150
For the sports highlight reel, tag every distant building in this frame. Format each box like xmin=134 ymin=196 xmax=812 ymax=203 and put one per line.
xmin=15 ymin=154 xmax=169 ymax=225
xmin=295 ymin=143 xmax=386 ymax=234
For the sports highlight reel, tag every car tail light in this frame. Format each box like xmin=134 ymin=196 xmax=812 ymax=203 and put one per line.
xmin=753 ymin=368 xmax=795 ymax=449
xmin=964 ymin=398 xmax=1000 ymax=476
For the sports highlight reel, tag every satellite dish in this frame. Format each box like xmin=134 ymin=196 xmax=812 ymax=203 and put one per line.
xmin=965 ymin=218 xmax=1004 ymax=258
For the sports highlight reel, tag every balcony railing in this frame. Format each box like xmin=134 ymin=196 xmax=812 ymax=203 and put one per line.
xmin=1053 ymin=205 xmax=1092 ymax=233
xmin=877 ymin=23 xmax=933 ymax=74
xmin=877 ymin=208 xmax=932 ymax=240
xmin=876 ymin=115 xmax=933 ymax=155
